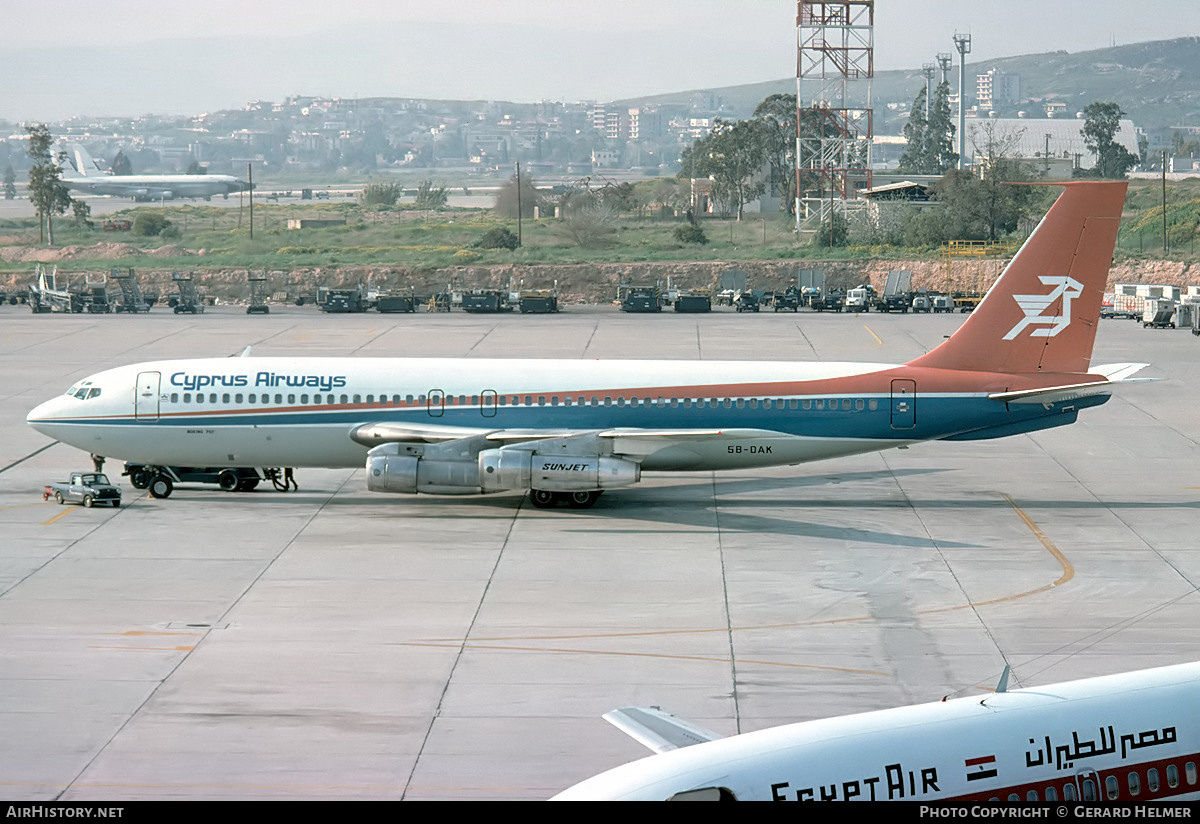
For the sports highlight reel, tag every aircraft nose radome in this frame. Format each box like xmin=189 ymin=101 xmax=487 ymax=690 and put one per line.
xmin=27 ymin=398 xmax=63 ymax=433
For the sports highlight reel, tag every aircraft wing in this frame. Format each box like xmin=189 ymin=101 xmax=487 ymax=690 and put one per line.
xmin=602 ymin=707 xmax=724 ymax=754
xmin=351 ymin=423 xmax=789 ymax=455
xmin=352 ymin=422 xmax=565 ymax=445
xmin=988 ymin=363 xmax=1153 ymax=406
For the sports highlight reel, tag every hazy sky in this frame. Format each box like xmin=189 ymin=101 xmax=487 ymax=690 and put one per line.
xmin=5 ymin=0 xmax=1199 ymax=119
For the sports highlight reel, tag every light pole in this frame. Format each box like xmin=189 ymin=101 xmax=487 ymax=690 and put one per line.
xmin=953 ymin=33 xmax=971 ymax=171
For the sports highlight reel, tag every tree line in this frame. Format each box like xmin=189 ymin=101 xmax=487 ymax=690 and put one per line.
xmin=675 ymin=91 xmax=1139 ymax=246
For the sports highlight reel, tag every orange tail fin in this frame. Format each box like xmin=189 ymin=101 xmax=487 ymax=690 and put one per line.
xmin=908 ymin=181 xmax=1126 ymax=375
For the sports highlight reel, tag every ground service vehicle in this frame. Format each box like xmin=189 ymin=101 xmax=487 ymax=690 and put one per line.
xmin=621 ymin=287 xmax=661 ymax=313
xmin=45 ymin=472 xmax=121 ymax=507
xmin=123 ymin=463 xmax=262 ymax=495
xmin=844 ymin=287 xmax=872 ymax=312
xmin=773 ymin=287 xmax=800 ymax=312
xmin=673 ymin=290 xmax=711 ymax=313
xmin=462 ymin=290 xmax=512 ymax=313
xmin=321 ymin=288 xmax=369 ymax=313
xmin=734 ymin=291 xmax=760 ymax=312
xmin=875 ymin=293 xmax=909 ymax=312
xmin=375 ymin=292 xmax=419 ymax=313
xmin=1143 ymin=299 xmax=1176 ymax=329
xmin=812 ymin=291 xmax=845 ymax=312
xmin=519 ymin=290 xmax=559 ymax=313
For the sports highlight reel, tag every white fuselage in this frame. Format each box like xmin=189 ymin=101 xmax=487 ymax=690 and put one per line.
xmin=63 ymin=173 xmax=247 ymax=200
xmin=553 ymin=662 xmax=1200 ymax=801
xmin=27 ymin=356 xmax=921 ymax=472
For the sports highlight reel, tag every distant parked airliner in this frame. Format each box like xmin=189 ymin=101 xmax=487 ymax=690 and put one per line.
xmin=61 ymin=144 xmax=248 ymax=202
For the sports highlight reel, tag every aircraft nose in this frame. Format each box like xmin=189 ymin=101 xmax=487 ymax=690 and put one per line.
xmin=27 ymin=396 xmax=66 ymax=437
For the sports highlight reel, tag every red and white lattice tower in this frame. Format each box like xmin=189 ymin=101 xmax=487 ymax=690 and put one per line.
xmin=795 ymin=1 xmax=874 ymax=236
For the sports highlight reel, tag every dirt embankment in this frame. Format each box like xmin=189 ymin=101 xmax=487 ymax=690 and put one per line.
xmin=0 ymin=242 xmax=193 ymax=264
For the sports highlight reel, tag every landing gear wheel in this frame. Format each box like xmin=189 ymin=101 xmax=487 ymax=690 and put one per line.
xmin=129 ymin=471 xmax=150 ymax=490
xmin=217 ymin=469 xmax=239 ymax=491
xmin=149 ymin=476 xmax=174 ymax=499
xmin=566 ymin=490 xmax=602 ymax=509
xmin=530 ymin=489 xmax=557 ymax=509
xmin=236 ymin=479 xmax=260 ymax=491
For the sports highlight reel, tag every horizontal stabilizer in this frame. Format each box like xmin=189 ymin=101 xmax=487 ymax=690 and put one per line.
xmin=988 ymin=363 xmax=1151 ymax=406
xmin=1091 ymin=362 xmax=1152 ymax=382
xmin=602 ymin=707 xmax=724 ymax=754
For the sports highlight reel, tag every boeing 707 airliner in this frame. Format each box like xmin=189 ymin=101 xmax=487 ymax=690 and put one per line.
xmin=62 ymin=145 xmax=249 ymax=202
xmin=27 ymin=182 xmax=1142 ymax=508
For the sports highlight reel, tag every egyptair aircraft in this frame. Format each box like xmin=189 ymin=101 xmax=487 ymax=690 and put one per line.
xmin=551 ymin=661 xmax=1200 ymax=801
xmin=26 ymin=182 xmax=1142 ymax=508
xmin=61 ymin=145 xmax=248 ymax=202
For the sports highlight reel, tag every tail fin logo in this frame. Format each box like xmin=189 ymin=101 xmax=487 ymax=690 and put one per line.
xmin=1003 ymin=275 xmax=1084 ymax=339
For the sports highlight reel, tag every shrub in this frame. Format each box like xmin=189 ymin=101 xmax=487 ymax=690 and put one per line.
xmin=474 ymin=227 xmax=520 ymax=250
xmin=673 ymin=223 xmax=708 ymax=245
xmin=132 ymin=210 xmax=171 ymax=237
xmin=359 ymin=182 xmax=402 ymax=207
xmin=415 ymin=180 xmax=449 ymax=209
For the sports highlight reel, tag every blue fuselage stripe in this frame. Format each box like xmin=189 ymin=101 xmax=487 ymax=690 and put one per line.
xmin=37 ymin=393 xmax=1109 ymax=442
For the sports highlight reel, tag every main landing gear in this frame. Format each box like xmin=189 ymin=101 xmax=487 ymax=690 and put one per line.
xmin=124 ymin=466 xmax=172 ymax=498
xmin=529 ymin=489 xmax=604 ymax=509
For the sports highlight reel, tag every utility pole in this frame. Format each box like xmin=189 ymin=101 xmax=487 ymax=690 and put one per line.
xmin=515 ymin=161 xmax=522 ymax=247
xmin=248 ymin=163 xmax=254 ymax=240
xmin=953 ymin=33 xmax=971 ymax=171
xmin=1162 ymin=150 xmax=1168 ymax=253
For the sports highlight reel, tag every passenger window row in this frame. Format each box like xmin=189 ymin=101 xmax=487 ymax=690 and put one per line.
xmin=987 ymin=760 xmax=1196 ymax=803
xmin=163 ymin=392 xmax=883 ymax=412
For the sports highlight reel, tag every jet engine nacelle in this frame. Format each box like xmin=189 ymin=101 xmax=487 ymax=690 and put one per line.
xmin=365 ymin=443 xmax=641 ymax=496
xmin=479 ymin=450 xmax=640 ymax=493
xmin=365 ymin=446 xmax=481 ymax=495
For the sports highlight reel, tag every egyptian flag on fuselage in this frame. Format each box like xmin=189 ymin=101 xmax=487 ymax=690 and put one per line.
xmin=965 ymin=754 xmax=999 ymax=782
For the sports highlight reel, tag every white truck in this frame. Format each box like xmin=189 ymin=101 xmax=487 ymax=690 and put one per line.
xmin=844 ymin=287 xmax=872 ymax=312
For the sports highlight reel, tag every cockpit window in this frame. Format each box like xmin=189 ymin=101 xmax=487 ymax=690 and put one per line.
xmin=74 ymin=388 xmax=89 ymax=399
xmin=86 ymin=388 xmax=101 ymax=399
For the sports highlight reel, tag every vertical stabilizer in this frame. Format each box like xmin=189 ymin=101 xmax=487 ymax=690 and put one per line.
xmin=908 ymin=182 xmax=1126 ymax=375
xmin=69 ymin=145 xmax=102 ymax=178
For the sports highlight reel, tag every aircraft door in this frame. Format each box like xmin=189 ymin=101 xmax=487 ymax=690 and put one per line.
xmin=481 ymin=389 xmax=498 ymax=418
xmin=135 ymin=371 xmax=161 ymax=421
xmin=426 ymin=389 xmax=444 ymax=417
xmin=890 ymin=379 xmax=916 ymax=430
